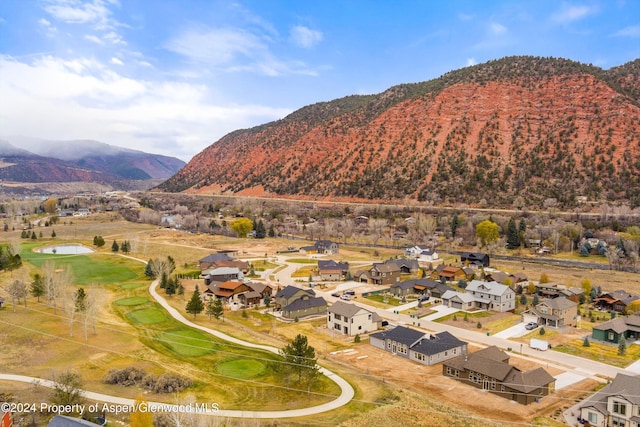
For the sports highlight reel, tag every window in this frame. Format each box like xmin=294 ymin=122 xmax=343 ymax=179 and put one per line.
xmin=611 ymin=416 xmax=625 ymax=427
xmin=358 ymin=325 xmax=362 ymax=330
xmin=334 ymin=314 xmax=341 ymax=321
xmin=587 ymin=412 xmax=597 ymax=424
xmin=609 ymin=332 xmax=615 ymax=340
xmin=613 ymin=401 xmax=626 ymax=415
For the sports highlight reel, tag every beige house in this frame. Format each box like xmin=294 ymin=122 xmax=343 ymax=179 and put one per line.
xmin=522 ymin=297 xmax=578 ymax=328
xmin=327 ymin=301 xmax=382 ymax=336
xmin=579 ymin=373 xmax=640 ymax=426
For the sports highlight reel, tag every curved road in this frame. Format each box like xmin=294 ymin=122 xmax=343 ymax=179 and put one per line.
xmin=1 ymin=266 xmax=355 ymax=420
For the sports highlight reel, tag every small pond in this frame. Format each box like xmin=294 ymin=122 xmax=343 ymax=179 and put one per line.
xmin=39 ymin=245 xmax=94 ymax=255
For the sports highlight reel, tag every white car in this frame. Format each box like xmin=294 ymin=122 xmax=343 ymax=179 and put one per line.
xmin=340 ymin=294 xmax=351 ymax=301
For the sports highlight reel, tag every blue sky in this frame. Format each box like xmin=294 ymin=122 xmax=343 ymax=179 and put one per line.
xmin=0 ymin=1 xmax=638 ymax=161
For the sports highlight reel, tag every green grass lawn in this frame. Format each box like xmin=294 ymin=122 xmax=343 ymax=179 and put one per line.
xmin=158 ymin=329 xmax=216 ymax=356
xmin=21 ymin=243 xmax=140 ymax=285
xmin=286 ymin=258 xmax=318 ymax=264
xmin=434 ymin=311 xmax=493 ymax=322
xmin=216 ymin=358 xmax=266 ymax=379
xmin=363 ymin=294 xmax=403 ymax=307
xmin=114 ymin=297 xmax=148 ymax=306
xmin=126 ymin=308 xmax=168 ymax=324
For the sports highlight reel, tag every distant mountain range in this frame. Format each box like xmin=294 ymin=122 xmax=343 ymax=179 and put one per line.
xmin=157 ymin=56 xmax=640 ymax=208
xmin=0 ymin=137 xmax=185 ymax=184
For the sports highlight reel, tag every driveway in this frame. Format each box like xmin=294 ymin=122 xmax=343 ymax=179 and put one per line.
xmin=493 ymin=322 xmax=530 ymax=339
xmin=421 ymin=305 xmax=458 ymax=321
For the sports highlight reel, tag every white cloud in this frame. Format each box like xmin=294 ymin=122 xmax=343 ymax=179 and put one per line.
xmin=289 ymin=25 xmax=323 ymax=48
xmin=111 ymin=57 xmax=123 ymax=65
xmin=489 ymin=22 xmax=507 ymax=35
xmin=166 ymin=27 xmax=265 ymax=66
xmin=166 ymin=26 xmax=321 ymax=77
xmin=466 ymin=58 xmax=477 ymax=66
xmin=612 ymin=25 xmax=640 ymax=37
xmin=44 ymin=0 xmax=113 ymax=27
xmin=0 ymin=54 xmax=289 ymax=161
xmin=551 ymin=4 xmax=597 ymax=23
xmin=84 ymin=34 xmax=104 ymax=44
xmin=38 ymin=17 xmax=58 ymax=35
xmin=104 ymin=31 xmax=126 ymax=45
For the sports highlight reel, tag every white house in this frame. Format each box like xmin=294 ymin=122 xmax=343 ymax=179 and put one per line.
xmin=441 ymin=280 xmax=516 ymax=313
xmin=327 ymin=301 xmax=382 ymax=336
xmin=405 ymin=245 xmax=439 ymax=262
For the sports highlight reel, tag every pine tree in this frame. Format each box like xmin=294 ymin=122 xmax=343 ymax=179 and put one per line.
xmin=268 ymin=224 xmax=275 ymax=237
xmin=255 ymin=220 xmax=266 ymax=238
xmin=160 ymin=272 xmax=168 ymax=289
xmin=506 ymin=218 xmax=519 ymax=249
xmin=30 ymin=273 xmax=46 ymax=302
xmin=111 ymin=240 xmax=119 ymax=252
xmin=206 ymin=297 xmax=215 ymax=319
xmin=165 ymin=276 xmax=176 ymax=297
xmin=450 ymin=214 xmax=460 ymax=238
xmin=618 ymin=337 xmax=627 ymax=356
xmin=144 ymin=261 xmax=154 ymax=278
xmin=176 ymin=276 xmax=184 ymax=295
xmin=211 ymin=297 xmax=224 ymax=320
xmin=185 ymin=288 xmax=204 ymax=319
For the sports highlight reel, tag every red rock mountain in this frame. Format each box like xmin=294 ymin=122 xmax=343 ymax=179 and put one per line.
xmin=159 ymin=56 xmax=640 ymax=208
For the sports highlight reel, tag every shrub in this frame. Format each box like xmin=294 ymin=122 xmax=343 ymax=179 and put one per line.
xmin=539 ymin=327 xmax=546 ymax=336
xmin=476 ymin=321 xmax=482 ymax=329
xmin=103 ymin=367 xmax=146 ymax=387
xmin=354 ymin=334 xmax=361 ymax=343
xmin=143 ymin=373 xmax=192 ymax=393
xmin=583 ymin=336 xmax=590 ymax=347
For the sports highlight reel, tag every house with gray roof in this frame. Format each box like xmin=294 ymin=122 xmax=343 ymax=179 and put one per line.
xmin=300 ymin=240 xmax=339 ymax=255
xmin=355 ymin=262 xmax=401 ymax=286
xmin=281 ymin=295 xmax=327 ymax=320
xmin=370 ymin=325 xmax=467 ymax=366
xmin=317 ymin=260 xmax=349 ymax=281
xmin=327 ymin=300 xmax=382 ymax=336
xmin=441 ymin=290 xmax=477 ymax=310
xmin=595 ymin=289 xmax=640 ymax=314
xmin=592 ymin=315 xmax=640 ymax=344
xmin=202 ymin=266 xmax=243 ymax=285
xmin=465 ymin=280 xmax=516 ymax=312
xmin=275 ymin=285 xmax=315 ymax=310
xmin=579 ymin=373 xmax=640 ymax=426
xmin=443 ymin=346 xmax=556 ymax=405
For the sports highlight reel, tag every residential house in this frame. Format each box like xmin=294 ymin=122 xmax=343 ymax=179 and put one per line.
xmin=405 ymin=245 xmax=439 ymax=263
xmin=327 ymin=301 xmax=382 ymax=336
xmin=300 ymin=240 xmax=339 ymax=255
xmin=317 ymin=260 xmax=349 ymax=281
xmin=484 ymin=270 xmax=528 ymax=286
xmin=536 ymin=282 xmax=583 ymax=303
xmin=47 ymin=415 xmax=105 ymax=426
xmin=595 ymin=290 xmax=640 ymax=314
xmin=386 ymin=258 xmax=420 ymax=274
xmin=206 ymin=281 xmax=250 ymax=302
xmin=441 ymin=290 xmax=477 ymax=311
xmin=592 ymin=315 xmax=640 ymax=344
xmin=521 ymin=297 xmax=578 ymax=328
xmin=237 ymin=282 xmax=274 ymax=307
xmin=466 ymin=280 xmax=516 ymax=312
xmin=203 ymin=267 xmax=243 ymax=285
xmin=431 ymin=265 xmax=467 ymax=284
xmin=1 ymin=410 xmax=11 ymax=427
xmin=355 ymin=263 xmax=401 ymax=286
xmin=578 ymin=373 xmax=640 ymax=427
xmin=199 ymin=253 xmax=234 ymax=270
xmin=281 ymin=295 xmax=327 ymax=320
xmin=275 ymin=285 xmax=316 ymax=310
xmin=460 ymin=252 xmax=490 ymax=268
xmin=390 ymin=279 xmax=453 ymax=298
xmin=443 ymin=346 xmax=556 ymax=405
xmin=370 ymin=326 xmax=467 ymax=366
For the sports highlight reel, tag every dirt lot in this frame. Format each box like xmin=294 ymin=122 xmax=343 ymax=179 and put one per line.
xmin=329 ymin=341 xmax=597 ymax=425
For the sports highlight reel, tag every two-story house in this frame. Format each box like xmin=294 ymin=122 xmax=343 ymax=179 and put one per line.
xmin=460 ymin=252 xmax=490 ymax=268
xmin=300 ymin=240 xmax=339 ymax=255
xmin=405 ymin=245 xmax=439 ymax=263
xmin=579 ymin=373 xmax=640 ymax=427
xmin=430 ymin=265 xmax=467 ymax=284
xmin=370 ymin=325 xmax=467 ymax=366
xmin=443 ymin=346 xmax=556 ymax=405
xmin=317 ymin=260 xmax=349 ymax=281
xmin=203 ymin=267 xmax=244 ymax=285
xmin=275 ymin=285 xmax=327 ymax=320
xmin=327 ymin=301 xmax=382 ymax=336
xmin=355 ymin=262 xmax=401 ymax=286
xmin=595 ymin=290 xmax=640 ymax=314
xmin=522 ymin=297 xmax=578 ymax=328
xmin=466 ymin=280 xmax=516 ymax=312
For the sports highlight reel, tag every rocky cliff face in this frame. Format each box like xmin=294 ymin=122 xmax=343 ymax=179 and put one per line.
xmin=159 ymin=56 xmax=640 ymax=208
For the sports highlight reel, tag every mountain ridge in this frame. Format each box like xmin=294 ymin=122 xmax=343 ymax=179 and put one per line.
xmin=158 ymin=56 xmax=640 ymax=208
xmin=0 ymin=138 xmax=185 ymax=183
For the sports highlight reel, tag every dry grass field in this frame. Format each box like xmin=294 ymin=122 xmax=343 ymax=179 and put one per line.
xmin=1 ymin=214 xmax=638 ymax=426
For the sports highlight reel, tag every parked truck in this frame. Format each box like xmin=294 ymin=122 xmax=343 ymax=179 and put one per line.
xmin=530 ymin=338 xmax=550 ymax=351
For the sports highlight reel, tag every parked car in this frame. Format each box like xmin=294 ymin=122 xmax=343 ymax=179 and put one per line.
xmin=418 ymin=295 xmax=430 ymax=302
xmin=340 ymin=294 xmax=351 ymax=301
xmin=344 ymin=290 xmax=356 ymax=296
xmin=525 ymin=322 xmax=539 ymax=330
xmin=331 ymin=292 xmax=340 ymax=298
